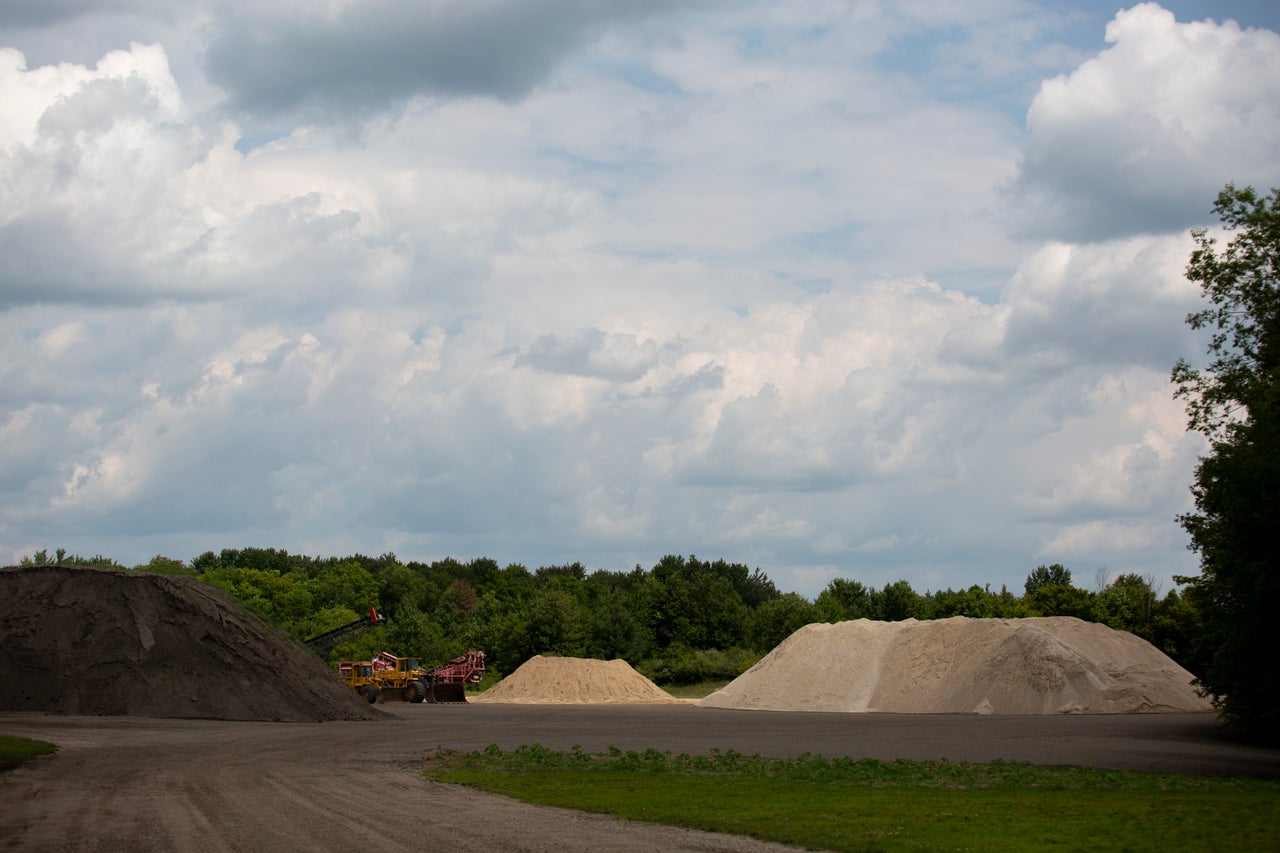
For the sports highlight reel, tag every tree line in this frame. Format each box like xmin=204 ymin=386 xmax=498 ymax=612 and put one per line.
xmin=17 ymin=547 xmax=1201 ymax=685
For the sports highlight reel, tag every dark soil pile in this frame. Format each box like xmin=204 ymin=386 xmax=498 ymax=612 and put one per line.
xmin=0 ymin=565 xmax=383 ymax=722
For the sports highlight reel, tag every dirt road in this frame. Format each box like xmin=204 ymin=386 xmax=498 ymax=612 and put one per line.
xmin=2 ymin=706 xmax=1275 ymax=852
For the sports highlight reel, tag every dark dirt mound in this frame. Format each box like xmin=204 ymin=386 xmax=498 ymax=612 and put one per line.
xmin=0 ymin=565 xmax=384 ymax=722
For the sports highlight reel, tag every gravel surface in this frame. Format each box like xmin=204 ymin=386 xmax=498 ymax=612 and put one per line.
xmin=4 ymin=705 xmax=1277 ymax=852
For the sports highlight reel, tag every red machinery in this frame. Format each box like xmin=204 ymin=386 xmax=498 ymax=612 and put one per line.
xmin=429 ymin=651 xmax=486 ymax=685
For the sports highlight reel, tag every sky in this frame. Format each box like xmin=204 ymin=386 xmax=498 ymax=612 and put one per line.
xmin=2 ymin=1 xmax=1278 ymax=599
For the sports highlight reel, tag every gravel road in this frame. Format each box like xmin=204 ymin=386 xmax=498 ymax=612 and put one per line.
xmin=2 ymin=706 xmax=1275 ymax=852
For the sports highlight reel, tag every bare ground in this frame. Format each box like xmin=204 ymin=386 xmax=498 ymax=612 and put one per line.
xmin=4 ymin=704 xmax=1278 ymax=852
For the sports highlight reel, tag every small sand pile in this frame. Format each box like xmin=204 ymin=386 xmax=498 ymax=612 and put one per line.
xmin=0 ymin=565 xmax=383 ymax=722
xmin=472 ymin=655 xmax=684 ymax=704
xmin=698 ymin=617 xmax=1213 ymax=715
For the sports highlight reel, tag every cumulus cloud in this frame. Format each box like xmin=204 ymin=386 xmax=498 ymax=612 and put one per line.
xmin=1013 ymin=2 xmax=1280 ymax=241
xmin=1000 ymin=232 xmax=1203 ymax=369
xmin=0 ymin=43 xmax=226 ymax=308
xmin=3 ymin=2 xmax=1270 ymax=598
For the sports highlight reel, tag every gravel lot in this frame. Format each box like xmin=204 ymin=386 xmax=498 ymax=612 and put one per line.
xmin=3 ymin=705 xmax=1276 ymax=852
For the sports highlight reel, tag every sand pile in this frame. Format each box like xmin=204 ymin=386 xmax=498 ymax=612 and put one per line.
xmin=698 ymin=617 xmax=1213 ymax=715
xmin=472 ymin=655 xmax=684 ymax=704
xmin=0 ymin=565 xmax=383 ymax=722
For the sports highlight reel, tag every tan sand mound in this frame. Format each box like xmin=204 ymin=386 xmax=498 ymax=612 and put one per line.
xmin=697 ymin=616 xmax=1213 ymax=715
xmin=472 ymin=655 xmax=684 ymax=704
xmin=0 ymin=565 xmax=383 ymax=722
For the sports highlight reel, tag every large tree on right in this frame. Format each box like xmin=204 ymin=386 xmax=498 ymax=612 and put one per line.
xmin=1171 ymin=184 xmax=1280 ymax=736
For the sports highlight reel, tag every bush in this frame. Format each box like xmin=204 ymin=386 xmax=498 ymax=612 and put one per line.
xmin=639 ymin=644 xmax=760 ymax=685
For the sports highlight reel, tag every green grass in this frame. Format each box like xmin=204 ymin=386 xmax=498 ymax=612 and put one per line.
xmin=425 ymin=744 xmax=1280 ymax=852
xmin=0 ymin=735 xmax=58 ymax=773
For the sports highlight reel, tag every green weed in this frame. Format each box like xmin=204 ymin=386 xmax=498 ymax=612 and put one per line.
xmin=0 ymin=735 xmax=58 ymax=772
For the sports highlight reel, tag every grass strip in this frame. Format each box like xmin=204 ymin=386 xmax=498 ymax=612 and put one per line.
xmin=425 ymin=744 xmax=1280 ymax=852
xmin=0 ymin=735 xmax=58 ymax=773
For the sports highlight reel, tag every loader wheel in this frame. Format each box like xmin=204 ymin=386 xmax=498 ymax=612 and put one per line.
xmin=361 ymin=685 xmax=380 ymax=704
xmin=407 ymin=682 xmax=426 ymax=703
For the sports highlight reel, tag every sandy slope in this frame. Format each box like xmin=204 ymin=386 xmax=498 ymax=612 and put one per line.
xmin=471 ymin=655 xmax=684 ymax=704
xmin=698 ymin=617 xmax=1212 ymax=714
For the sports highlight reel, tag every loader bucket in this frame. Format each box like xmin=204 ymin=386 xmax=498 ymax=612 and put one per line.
xmin=426 ymin=681 xmax=468 ymax=703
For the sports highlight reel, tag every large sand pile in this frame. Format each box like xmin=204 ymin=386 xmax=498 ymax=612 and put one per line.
xmin=698 ymin=617 xmax=1213 ymax=715
xmin=472 ymin=655 xmax=684 ymax=704
xmin=0 ymin=565 xmax=383 ymax=722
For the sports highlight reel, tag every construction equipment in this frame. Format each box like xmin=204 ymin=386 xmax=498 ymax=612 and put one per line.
xmin=303 ymin=607 xmax=386 ymax=656
xmin=425 ymin=651 xmax=487 ymax=704
xmin=373 ymin=651 xmax=486 ymax=704
xmin=337 ymin=661 xmax=383 ymax=704
xmin=337 ymin=650 xmax=486 ymax=704
xmin=365 ymin=653 xmax=430 ymax=703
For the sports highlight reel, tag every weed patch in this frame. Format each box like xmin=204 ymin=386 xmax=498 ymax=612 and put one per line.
xmin=0 ymin=736 xmax=58 ymax=773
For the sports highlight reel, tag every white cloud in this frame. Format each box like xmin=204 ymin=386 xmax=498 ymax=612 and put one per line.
xmin=1014 ymin=2 xmax=1280 ymax=240
xmin=1001 ymin=232 xmax=1203 ymax=368
xmin=0 ymin=3 xmax=1270 ymax=599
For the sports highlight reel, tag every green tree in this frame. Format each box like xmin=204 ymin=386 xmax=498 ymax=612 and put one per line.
xmin=1024 ymin=564 xmax=1072 ymax=596
xmin=1098 ymin=573 xmax=1159 ymax=638
xmin=1148 ymin=589 xmax=1204 ymax=675
xmin=870 ymin=579 xmax=920 ymax=621
xmin=749 ymin=593 xmax=815 ymax=651
xmin=135 ymin=555 xmax=193 ymax=575
xmin=814 ymin=578 xmax=872 ymax=622
xmin=523 ymin=587 xmax=585 ymax=657
xmin=377 ymin=563 xmax=430 ymax=619
xmin=1171 ymin=184 xmax=1280 ymax=735
xmin=585 ymin=590 xmax=651 ymax=663
xmin=20 ymin=548 xmax=119 ymax=568
xmin=310 ymin=560 xmax=379 ymax=613
xmin=648 ymin=556 xmax=748 ymax=649
xmin=438 ymin=578 xmax=481 ymax=629
xmin=1022 ymin=583 xmax=1102 ymax=622
xmin=384 ymin=602 xmax=454 ymax=663
xmin=925 ymin=585 xmax=997 ymax=619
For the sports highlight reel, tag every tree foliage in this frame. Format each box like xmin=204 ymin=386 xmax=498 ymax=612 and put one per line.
xmin=1171 ymin=184 xmax=1280 ymax=735
xmin=19 ymin=548 xmax=120 ymax=568
xmin=1024 ymin=564 xmax=1072 ymax=596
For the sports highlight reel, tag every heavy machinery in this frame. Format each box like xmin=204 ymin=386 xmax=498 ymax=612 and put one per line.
xmin=338 ymin=650 xmax=486 ymax=704
xmin=431 ymin=651 xmax=486 ymax=684
xmin=366 ymin=653 xmax=430 ymax=704
xmin=372 ymin=651 xmax=486 ymax=704
xmin=337 ymin=661 xmax=383 ymax=704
